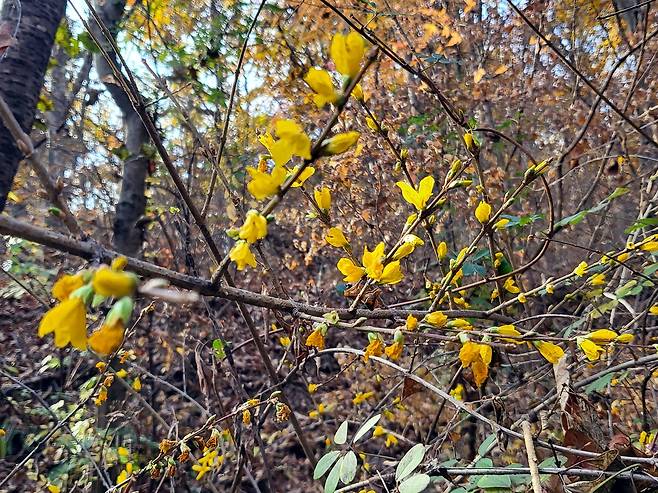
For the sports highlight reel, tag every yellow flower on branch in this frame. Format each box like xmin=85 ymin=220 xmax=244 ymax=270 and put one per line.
xmin=92 ymin=267 xmax=136 ymax=298
xmin=304 ymin=68 xmax=339 ymax=108
xmin=396 ymin=176 xmax=435 ymax=211
xmin=305 ymin=329 xmax=325 ymax=350
xmin=362 ymin=242 xmax=403 ymax=284
xmin=616 ymin=333 xmax=634 ymax=343
xmin=330 ymin=31 xmax=365 ymax=79
xmin=393 ymin=234 xmax=424 ymax=260
xmin=573 ymin=261 xmax=588 ymax=277
xmin=88 ymin=319 xmax=125 ymax=356
xmin=586 ymin=329 xmax=618 ymax=343
xmin=52 ymin=274 xmax=84 ymax=302
xmin=493 ymin=218 xmax=510 ymax=230
xmin=578 ymin=338 xmax=605 ymax=361
xmin=259 ymin=120 xmax=311 ymax=167
xmin=385 ymin=341 xmax=403 ymax=360
xmin=437 ymin=241 xmax=448 ymax=259
xmin=503 ymin=278 xmax=520 ymax=294
xmin=405 ymin=314 xmax=418 ymax=331
xmin=314 ymin=186 xmax=332 ymax=213
xmin=475 ymin=201 xmax=492 ymax=224
xmin=38 ymin=296 xmax=87 ymax=350
xmin=238 ymin=210 xmax=268 ymax=244
xmin=337 ymin=257 xmax=365 ymax=282
xmin=246 ymin=163 xmax=287 ymax=200
xmin=326 ymin=227 xmax=349 ymax=248
xmin=353 ymin=391 xmax=374 ymax=405
xmin=364 ymin=336 xmax=384 ymax=362
xmin=459 ymin=341 xmax=491 ymax=387
xmin=496 ymin=325 xmax=523 ymax=344
xmin=425 ymin=311 xmax=448 ymax=328
xmin=534 ymin=341 xmax=564 ymax=364
xmin=385 ymin=433 xmax=398 ymax=447
xmin=290 ymin=165 xmax=316 ymax=187
xmin=229 ymin=241 xmax=257 ymax=270
xmin=449 ymin=384 xmax=465 ymax=401
xmin=321 ymin=131 xmax=360 ymax=156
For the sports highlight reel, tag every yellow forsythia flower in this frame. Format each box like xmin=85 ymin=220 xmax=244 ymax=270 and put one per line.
xmin=322 ymin=131 xmax=360 ymax=156
xmin=52 ymin=274 xmax=84 ymax=302
xmin=497 ymin=325 xmax=523 ymax=344
xmin=578 ymin=338 xmax=605 ymax=361
xmin=503 ymin=277 xmax=520 ymax=293
xmin=307 ymin=383 xmax=319 ymax=394
xmin=573 ymin=261 xmax=588 ymax=277
xmin=616 ymin=333 xmax=634 ymax=343
xmin=372 ymin=425 xmax=385 ymax=437
xmin=449 ymin=383 xmax=465 ymax=401
xmin=337 ymin=258 xmax=365 ymax=282
xmin=111 ymin=256 xmax=128 ymax=271
xmin=47 ymin=485 xmax=60 ymax=493
xmin=132 ymin=377 xmax=141 ymax=391
xmin=92 ymin=267 xmax=136 ymax=298
xmin=229 ymin=241 xmax=257 ymax=270
xmin=238 ymin=210 xmax=268 ymax=244
xmin=405 ymin=314 xmax=418 ymax=331
xmin=305 ymin=329 xmax=325 ymax=350
xmin=314 ymin=186 xmax=331 ymax=212
xmin=393 ymin=234 xmax=424 ymax=260
xmin=363 ymin=243 xmax=403 ymax=284
xmin=259 ymin=120 xmax=311 ymax=167
xmin=330 ymin=31 xmax=365 ymax=79
xmin=493 ymin=218 xmax=509 ymax=230
xmin=649 ymin=305 xmax=658 ymax=315
xmin=279 ymin=336 xmax=291 ymax=347
xmin=546 ymin=283 xmax=555 ymax=294
xmin=116 ymin=369 xmax=128 ymax=378
xmin=534 ymin=341 xmax=564 ymax=364
xmin=326 ymin=227 xmax=349 ymax=248
xmin=352 ymin=83 xmax=364 ymax=101
xmin=425 ymin=311 xmax=448 ymax=328
xmin=517 ymin=293 xmax=527 ymax=303
xmin=304 ymin=68 xmax=339 ymax=108
xmin=396 ymin=175 xmax=435 ymax=211
xmin=88 ymin=320 xmax=125 ymax=356
xmin=39 ymin=297 xmax=87 ymax=350
xmin=290 ymin=165 xmax=315 ymax=187
xmin=385 ymin=341 xmax=404 ymax=360
xmin=463 ymin=132 xmax=475 ymax=151
xmin=586 ymin=329 xmax=618 ymax=343
xmin=242 ymin=409 xmax=251 ymax=425
xmin=353 ymin=391 xmax=374 ymax=405
xmin=437 ymin=241 xmax=448 ymax=259
xmin=385 ymin=433 xmax=398 ymax=447
xmin=475 ymin=201 xmax=492 ymax=224
xmin=590 ymin=273 xmax=606 ymax=286
xmin=364 ymin=337 xmax=384 ymax=362
xmin=246 ymin=163 xmax=287 ymax=200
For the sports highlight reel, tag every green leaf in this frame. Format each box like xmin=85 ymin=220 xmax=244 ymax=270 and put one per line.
xmin=624 ymin=217 xmax=658 ymax=234
xmin=339 ymin=451 xmax=357 ymax=484
xmin=584 ymin=373 xmax=614 ymax=395
xmin=313 ymin=451 xmax=341 ymax=479
xmin=212 ymin=339 xmax=226 ymax=359
xmin=476 ymin=474 xmax=511 ymax=489
xmin=334 ymin=420 xmax=348 ymax=445
xmin=396 ymin=443 xmax=426 ymax=481
xmin=399 ymin=473 xmax=431 ymax=493
xmin=478 ymin=434 xmax=497 ymax=457
xmin=324 ymin=458 xmax=342 ymax=493
xmin=353 ymin=414 xmax=381 ymax=443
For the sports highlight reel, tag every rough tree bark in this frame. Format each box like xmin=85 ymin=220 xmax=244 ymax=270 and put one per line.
xmin=92 ymin=0 xmax=149 ymax=256
xmin=0 ymin=0 xmax=68 ymax=213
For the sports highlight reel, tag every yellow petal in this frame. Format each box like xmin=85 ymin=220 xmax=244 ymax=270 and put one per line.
xmin=92 ymin=267 xmax=136 ymax=298
xmin=578 ymin=338 xmax=604 ymax=362
xmin=337 ymin=258 xmax=365 ymax=283
xmin=322 ymin=132 xmax=360 ymax=156
xmin=89 ymin=320 xmax=125 ymax=356
xmin=39 ymin=297 xmax=87 ymax=350
xmin=52 ymin=274 xmax=84 ymax=302
xmin=326 ymin=227 xmax=349 ymax=248
xmin=475 ymin=201 xmax=492 ymax=224
xmin=304 ymin=68 xmax=338 ymax=108
xmin=425 ymin=311 xmax=447 ymax=328
xmin=238 ymin=210 xmax=268 ymax=244
xmin=534 ymin=341 xmax=564 ymax=364
xmin=380 ymin=261 xmax=404 ymax=285
xmin=586 ymin=329 xmax=618 ymax=343
xmin=330 ymin=31 xmax=365 ymax=79
xmin=291 ymin=166 xmax=316 ymax=187
xmin=229 ymin=241 xmax=257 ymax=271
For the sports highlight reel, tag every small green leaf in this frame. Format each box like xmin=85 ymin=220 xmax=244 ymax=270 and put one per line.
xmin=212 ymin=339 xmax=226 ymax=359
xmin=353 ymin=414 xmax=381 ymax=443
xmin=324 ymin=458 xmax=342 ymax=493
xmin=476 ymin=474 xmax=511 ymax=489
xmin=478 ymin=434 xmax=497 ymax=456
xmin=396 ymin=443 xmax=426 ymax=481
xmin=334 ymin=420 xmax=348 ymax=445
xmin=313 ymin=450 xmax=341 ymax=479
xmin=584 ymin=373 xmax=614 ymax=394
xmin=399 ymin=473 xmax=431 ymax=493
xmin=339 ymin=451 xmax=357 ymax=484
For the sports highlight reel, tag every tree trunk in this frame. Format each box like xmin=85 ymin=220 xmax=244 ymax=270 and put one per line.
xmin=0 ymin=0 xmax=67 ymax=213
xmin=92 ymin=0 xmax=149 ymax=256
